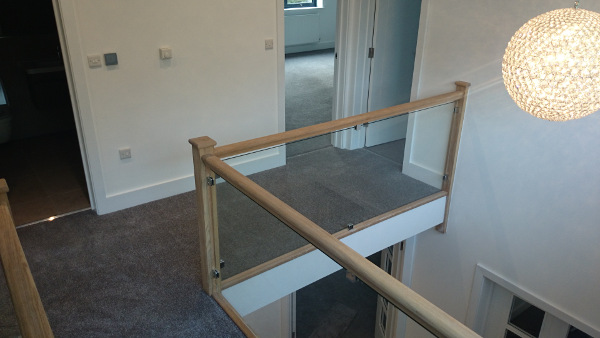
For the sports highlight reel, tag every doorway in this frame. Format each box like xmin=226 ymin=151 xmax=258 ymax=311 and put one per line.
xmin=332 ymin=0 xmax=421 ymax=153
xmin=284 ymin=0 xmax=338 ymax=157
xmin=0 ymin=1 xmax=90 ymax=226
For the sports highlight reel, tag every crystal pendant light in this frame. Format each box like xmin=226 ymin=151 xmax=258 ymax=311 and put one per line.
xmin=502 ymin=1 xmax=600 ymax=121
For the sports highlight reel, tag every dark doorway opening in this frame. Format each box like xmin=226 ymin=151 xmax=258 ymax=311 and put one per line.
xmin=0 ymin=1 xmax=90 ymax=226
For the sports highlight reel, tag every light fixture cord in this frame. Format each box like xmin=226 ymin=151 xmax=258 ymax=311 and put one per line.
xmin=574 ymin=1 xmax=580 ymax=9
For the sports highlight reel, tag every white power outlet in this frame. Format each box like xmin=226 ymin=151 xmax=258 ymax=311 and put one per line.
xmin=119 ymin=148 xmax=131 ymax=160
xmin=159 ymin=47 xmax=173 ymax=60
xmin=265 ymin=39 xmax=274 ymax=50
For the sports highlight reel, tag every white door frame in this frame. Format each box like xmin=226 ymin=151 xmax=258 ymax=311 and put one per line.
xmin=332 ymin=0 xmax=376 ymax=150
xmin=52 ymin=0 xmax=97 ymax=210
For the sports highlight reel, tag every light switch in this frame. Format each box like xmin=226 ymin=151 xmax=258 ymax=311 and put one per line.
xmin=159 ymin=47 xmax=172 ymax=60
xmin=87 ymin=54 xmax=102 ymax=68
xmin=104 ymin=53 xmax=118 ymax=66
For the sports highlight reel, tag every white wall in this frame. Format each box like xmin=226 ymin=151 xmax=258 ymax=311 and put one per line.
xmin=243 ymin=295 xmax=293 ymax=338
xmin=284 ymin=0 xmax=337 ymax=54
xmin=56 ymin=0 xmax=284 ymax=214
xmin=407 ymin=0 xmax=600 ymax=336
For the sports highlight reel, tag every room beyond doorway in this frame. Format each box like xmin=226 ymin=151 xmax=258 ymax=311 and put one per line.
xmin=0 ymin=131 xmax=90 ymax=226
xmin=0 ymin=1 xmax=91 ymax=225
xmin=285 ymin=49 xmax=335 ymax=157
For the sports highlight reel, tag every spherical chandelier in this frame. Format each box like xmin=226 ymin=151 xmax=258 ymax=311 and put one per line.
xmin=502 ymin=2 xmax=600 ymax=121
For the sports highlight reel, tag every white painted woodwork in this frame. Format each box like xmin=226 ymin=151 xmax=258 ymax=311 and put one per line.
xmin=222 ymin=196 xmax=446 ymax=317
xmin=243 ymin=295 xmax=294 ymax=338
xmin=285 ymin=14 xmax=320 ymax=46
xmin=332 ymin=0 xmax=375 ymax=150
xmin=402 ymin=103 xmax=454 ymax=189
xmin=467 ymin=265 xmax=599 ymax=338
xmin=54 ymin=0 xmax=283 ymax=214
xmin=365 ymin=0 xmax=422 ymax=147
xmin=284 ymin=0 xmax=337 ymax=54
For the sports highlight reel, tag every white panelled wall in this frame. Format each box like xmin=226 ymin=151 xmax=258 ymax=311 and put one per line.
xmin=406 ymin=0 xmax=600 ymax=336
xmin=284 ymin=0 xmax=337 ymax=54
xmin=56 ymin=0 xmax=283 ymax=214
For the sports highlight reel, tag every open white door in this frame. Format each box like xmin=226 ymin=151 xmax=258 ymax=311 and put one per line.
xmin=333 ymin=0 xmax=422 ymax=149
xmin=332 ymin=0 xmax=376 ymax=150
xmin=365 ymin=0 xmax=422 ymax=147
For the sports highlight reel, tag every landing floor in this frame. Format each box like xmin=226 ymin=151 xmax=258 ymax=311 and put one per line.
xmin=217 ymin=141 xmax=439 ymax=279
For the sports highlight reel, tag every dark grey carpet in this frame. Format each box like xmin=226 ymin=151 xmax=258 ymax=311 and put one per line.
xmin=285 ymin=49 xmax=335 ymax=157
xmin=297 ymin=254 xmax=381 ymax=338
xmin=218 ymin=144 xmax=437 ymax=279
xmin=0 ymin=270 xmax=19 ymax=337
xmin=367 ymin=139 xmax=406 ymax=166
xmin=2 ymin=193 xmax=244 ymax=338
xmin=0 ymin=141 xmax=432 ymax=337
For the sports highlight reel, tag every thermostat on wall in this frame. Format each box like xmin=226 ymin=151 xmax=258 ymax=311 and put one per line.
xmin=104 ymin=53 xmax=118 ymax=66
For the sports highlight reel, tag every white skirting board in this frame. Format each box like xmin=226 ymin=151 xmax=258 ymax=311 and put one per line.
xmin=96 ymin=147 xmax=286 ymax=215
xmin=222 ymin=196 xmax=447 ymax=317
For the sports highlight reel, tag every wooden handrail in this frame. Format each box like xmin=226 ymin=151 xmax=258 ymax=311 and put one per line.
xmin=201 ymin=156 xmax=480 ymax=338
xmin=221 ymin=191 xmax=448 ymax=289
xmin=0 ymin=179 xmax=54 ymax=338
xmin=212 ymin=89 xmax=464 ymax=158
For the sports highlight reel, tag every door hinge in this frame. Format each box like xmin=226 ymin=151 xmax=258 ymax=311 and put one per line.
xmin=368 ymin=47 xmax=375 ymax=58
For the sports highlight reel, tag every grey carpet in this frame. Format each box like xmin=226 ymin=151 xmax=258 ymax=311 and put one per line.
xmin=0 ymin=141 xmax=433 ymax=337
xmin=366 ymin=139 xmax=406 ymax=166
xmin=297 ymin=255 xmax=380 ymax=338
xmin=2 ymin=194 xmax=244 ymax=337
xmin=285 ymin=49 xmax=335 ymax=157
xmin=0 ymin=270 xmax=19 ymax=337
xmin=307 ymin=302 xmax=357 ymax=338
xmin=218 ymin=144 xmax=437 ymax=279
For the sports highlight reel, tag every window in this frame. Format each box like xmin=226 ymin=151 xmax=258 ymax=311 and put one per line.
xmin=284 ymin=0 xmax=317 ymax=9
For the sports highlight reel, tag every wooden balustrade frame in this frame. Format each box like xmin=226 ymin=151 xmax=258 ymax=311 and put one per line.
xmin=202 ymin=154 xmax=479 ymax=338
xmin=190 ymin=138 xmax=222 ymax=296
xmin=189 ymin=82 xmax=476 ymax=337
xmin=221 ymin=191 xmax=449 ymax=289
xmin=0 ymin=179 xmax=54 ymax=338
xmin=438 ymin=81 xmax=470 ymax=232
xmin=213 ymin=87 xmax=465 ymax=159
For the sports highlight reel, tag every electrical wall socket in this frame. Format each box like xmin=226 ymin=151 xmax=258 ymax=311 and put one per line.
xmin=159 ymin=47 xmax=173 ymax=60
xmin=265 ymin=38 xmax=274 ymax=50
xmin=119 ymin=148 xmax=131 ymax=160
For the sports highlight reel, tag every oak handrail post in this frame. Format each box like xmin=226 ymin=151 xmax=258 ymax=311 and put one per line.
xmin=0 ymin=179 xmax=54 ymax=338
xmin=436 ymin=81 xmax=470 ymax=233
xmin=201 ymin=156 xmax=480 ymax=338
xmin=189 ymin=137 xmax=222 ymax=295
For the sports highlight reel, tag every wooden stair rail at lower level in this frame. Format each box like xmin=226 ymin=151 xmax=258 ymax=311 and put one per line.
xmin=0 ymin=179 xmax=54 ymax=338
xmin=201 ymin=155 xmax=480 ymax=338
